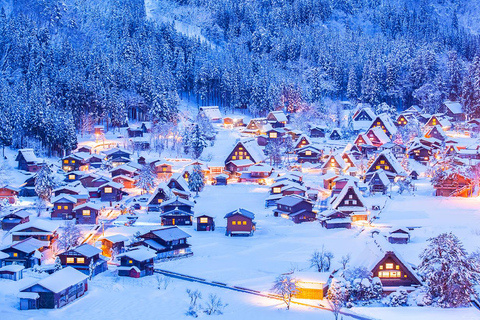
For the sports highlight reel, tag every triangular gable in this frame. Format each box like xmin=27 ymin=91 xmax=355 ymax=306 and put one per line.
xmin=295 ymin=135 xmax=311 ymax=149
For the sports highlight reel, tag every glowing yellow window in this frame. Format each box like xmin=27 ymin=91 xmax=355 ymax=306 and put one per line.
xmin=305 ymin=151 xmax=312 ymax=156
xmin=269 ymin=132 xmax=277 ymax=138
xmin=63 ymin=160 xmax=68 ymax=164
xmin=246 ymin=156 xmax=250 ymax=159
xmin=69 ymin=175 xmax=75 ymax=180
xmin=242 ymin=221 xmax=247 ymax=225
xmin=330 ymin=159 xmax=335 ymax=163
xmin=128 ymin=260 xmax=133 ymax=264
xmin=77 ymin=257 xmax=85 ymax=264
xmin=158 ymin=199 xmax=163 ymax=203
xmin=376 ymin=166 xmax=380 ymax=170
xmin=380 ymin=160 xmax=385 ymax=164
xmin=239 ymin=152 xmax=243 ymax=155
xmin=379 ymin=265 xmax=383 ymax=270
xmin=239 ymin=156 xmax=243 ymax=160
xmin=273 ymin=187 xmax=281 ymax=193
xmin=104 ymin=187 xmax=112 ymax=193
xmin=239 ymin=147 xmax=243 ymax=150
xmin=13 ymin=252 xmax=18 ymax=257
xmin=432 ymin=119 xmax=436 ymax=125
xmin=63 ymin=206 xmax=68 ymax=210
xmin=57 ymin=205 xmax=62 ymax=209
xmin=82 ymin=210 xmax=90 ymax=216
xmin=162 ymin=167 xmax=167 ymax=172
xmin=199 ymin=217 xmax=208 ymax=223
xmin=377 ymin=122 xmax=381 ymax=125
xmin=66 ymin=257 xmax=74 ymax=263
xmin=72 ymin=160 xmax=75 ymax=164
xmin=386 ymin=263 xmax=394 ymax=269
xmin=385 ymin=166 xmax=390 ymax=170
xmin=232 ymin=156 xmax=237 ymax=160
xmin=232 ymin=221 xmax=236 ymax=225
xmin=395 ymin=265 xmax=400 ymax=270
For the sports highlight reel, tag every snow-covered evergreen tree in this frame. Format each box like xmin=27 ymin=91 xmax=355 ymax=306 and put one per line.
xmin=418 ymin=232 xmax=480 ymax=307
xmin=136 ymin=164 xmax=155 ymax=194
xmin=35 ymin=162 xmax=55 ymax=202
xmin=188 ymin=165 xmax=205 ymax=197
xmin=54 ymin=256 xmax=63 ymax=272
xmin=189 ymin=124 xmax=208 ymax=159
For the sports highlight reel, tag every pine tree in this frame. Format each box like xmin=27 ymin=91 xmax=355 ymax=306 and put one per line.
xmin=54 ymin=256 xmax=63 ymax=272
xmin=35 ymin=162 xmax=55 ymax=202
xmin=136 ymin=164 xmax=155 ymax=194
xmin=418 ymin=232 xmax=480 ymax=307
xmin=189 ymin=124 xmax=208 ymax=159
xmin=188 ymin=165 xmax=205 ymax=197
xmin=346 ymin=66 xmax=358 ymax=102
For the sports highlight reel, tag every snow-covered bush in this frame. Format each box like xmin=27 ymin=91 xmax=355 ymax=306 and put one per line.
xmin=204 ymin=294 xmax=227 ymax=315
xmin=385 ymin=288 xmax=409 ymax=307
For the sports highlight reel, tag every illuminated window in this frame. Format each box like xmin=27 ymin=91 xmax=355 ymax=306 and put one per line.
xmin=128 ymin=260 xmax=133 ymax=264
xmin=162 ymin=167 xmax=167 ymax=172
xmin=376 ymin=166 xmax=380 ymax=170
xmin=66 ymin=257 xmax=74 ymax=263
xmin=77 ymin=258 xmax=85 ymax=264
xmin=58 ymin=205 xmax=62 ymax=209
xmin=379 ymin=265 xmax=383 ymax=270
xmin=246 ymin=156 xmax=250 ymax=159
xmin=385 ymin=166 xmax=390 ymax=170
xmin=243 ymin=221 xmax=247 ymax=225
xmin=305 ymin=151 xmax=312 ymax=156
xmin=72 ymin=160 xmax=75 ymax=164
xmin=239 ymin=156 xmax=243 ymax=160
xmin=158 ymin=199 xmax=163 ymax=203
xmin=232 ymin=221 xmax=236 ymax=225
xmin=380 ymin=160 xmax=385 ymax=164
xmin=64 ymin=206 xmax=68 ymax=210
xmin=386 ymin=263 xmax=394 ymax=269
xmin=331 ymin=159 xmax=335 ymax=163
xmin=273 ymin=187 xmax=281 ymax=193
xmin=82 ymin=210 xmax=90 ymax=216
xmin=390 ymin=271 xmax=401 ymax=277
xmin=270 ymin=132 xmax=277 ymax=138
xmin=104 ymin=187 xmax=112 ymax=193
xmin=69 ymin=175 xmax=75 ymax=180
xmin=13 ymin=252 xmax=18 ymax=257
xmin=63 ymin=160 xmax=68 ymax=164
xmin=199 ymin=217 xmax=208 ymax=223
xmin=232 ymin=156 xmax=237 ymax=160
xmin=239 ymin=147 xmax=243 ymax=150
xmin=396 ymin=265 xmax=400 ymax=270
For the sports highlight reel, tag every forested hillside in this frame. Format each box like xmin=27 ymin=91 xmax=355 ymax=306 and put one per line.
xmin=0 ymin=0 xmax=479 ymax=155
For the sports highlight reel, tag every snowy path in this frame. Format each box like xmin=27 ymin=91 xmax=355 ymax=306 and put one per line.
xmin=154 ymin=268 xmax=377 ymax=320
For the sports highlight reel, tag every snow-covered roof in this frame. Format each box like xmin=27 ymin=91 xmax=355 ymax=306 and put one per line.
xmin=294 ymin=271 xmax=331 ymax=284
xmin=150 ymin=226 xmax=191 ymax=241
xmin=224 ymin=208 xmax=255 ymax=219
xmin=6 ymin=209 xmax=32 ymax=219
xmin=169 ymin=173 xmax=190 ymax=192
xmin=102 ymin=148 xmax=132 ymax=157
xmin=0 ymin=251 xmax=8 ymax=260
xmin=239 ymin=139 xmax=266 ymax=163
xmin=8 ymin=237 xmax=47 ymax=253
xmin=200 ymin=106 xmax=222 ymax=120
xmin=22 ymin=267 xmax=88 ymax=293
xmin=10 ymin=219 xmax=58 ymax=234
xmin=66 ymin=244 xmax=102 ymax=258
xmin=248 ymin=163 xmax=273 ymax=173
xmin=99 ymin=234 xmax=129 ymax=243
xmin=443 ymin=101 xmax=463 ymax=114
xmin=375 ymin=113 xmax=397 ymax=136
xmin=118 ymin=246 xmax=156 ymax=261
xmin=17 ymin=149 xmax=38 ymax=163
xmin=51 ymin=194 xmax=77 ymax=204
xmin=147 ymin=183 xmax=170 ymax=205
xmin=0 ymin=264 xmax=24 ymax=273
xmin=330 ymin=180 xmax=366 ymax=211
xmin=17 ymin=292 xmax=39 ymax=299
xmin=428 ymin=114 xmax=452 ymax=128
xmin=275 ymin=195 xmax=309 ymax=207
xmin=227 ymin=159 xmax=255 ymax=167
xmin=368 ymin=127 xmax=390 ymax=145
xmin=161 ymin=196 xmax=195 ymax=208
xmin=268 ymin=111 xmax=288 ymax=123
xmin=321 ymin=154 xmax=347 ymax=170
xmin=98 ymin=181 xmax=124 ymax=190
xmin=110 ymin=164 xmax=137 ymax=173
xmin=368 ymin=169 xmax=391 ymax=186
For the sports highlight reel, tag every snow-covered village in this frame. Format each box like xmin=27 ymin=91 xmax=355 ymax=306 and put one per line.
xmin=2 ymin=1 xmax=480 ymax=320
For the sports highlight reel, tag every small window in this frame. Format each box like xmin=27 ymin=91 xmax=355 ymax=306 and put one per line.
xmin=199 ymin=217 xmax=208 ymax=224
xmin=395 ymin=265 xmax=400 ymax=270
xmin=82 ymin=210 xmax=91 ymax=216
xmin=69 ymin=175 xmax=75 ymax=180
xmin=386 ymin=263 xmax=394 ymax=269
xmin=158 ymin=199 xmax=163 ymax=203
xmin=162 ymin=167 xmax=167 ymax=172
xmin=269 ymin=132 xmax=277 ymax=138
xmin=232 ymin=221 xmax=236 ymax=225
xmin=77 ymin=257 xmax=85 ymax=264
xmin=66 ymin=257 xmax=74 ymax=263
xmin=13 ymin=252 xmax=18 ymax=257
xmin=239 ymin=156 xmax=243 ymax=160
xmin=232 ymin=156 xmax=237 ymax=160
xmin=379 ymin=265 xmax=383 ymax=270
xmin=64 ymin=160 xmax=68 ymax=164
xmin=273 ymin=187 xmax=281 ymax=193
xmin=246 ymin=156 xmax=250 ymax=159
xmin=129 ymin=260 xmax=133 ymax=264
xmin=305 ymin=150 xmax=312 ymax=156
xmin=104 ymin=187 xmax=112 ymax=193
xmin=243 ymin=221 xmax=247 ymax=225
xmin=58 ymin=205 xmax=62 ymax=210
xmin=385 ymin=166 xmax=390 ymax=170
xmin=380 ymin=160 xmax=385 ymax=164
xmin=72 ymin=160 xmax=76 ymax=164
xmin=64 ymin=206 xmax=68 ymax=210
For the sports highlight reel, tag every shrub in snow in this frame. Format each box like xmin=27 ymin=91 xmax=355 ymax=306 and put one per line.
xmin=351 ymin=278 xmax=375 ymax=303
xmin=385 ymin=288 xmax=409 ymax=307
xmin=204 ymin=294 xmax=227 ymax=315
xmin=186 ymin=289 xmax=202 ymax=317
xmin=418 ymin=232 xmax=480 ymax=307
xmin=156 ymin=274 xmax=171 ymax=290
xmin=371 ymin=277 xmax=383 ymax=300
